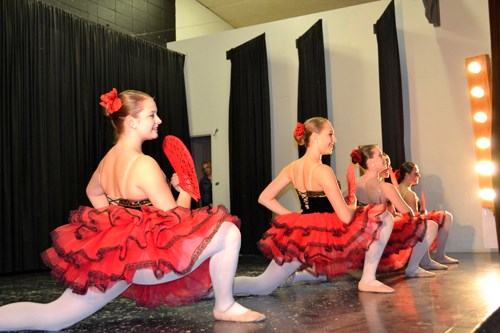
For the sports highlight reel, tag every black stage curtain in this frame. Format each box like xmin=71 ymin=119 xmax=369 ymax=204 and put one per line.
xmin=489 ymin=0 xmax=500 ymax=253
xmin=422 ymin=0 xmax=441 ymax=27
xmin=0 ymin=0 xmax=189 ymax=274
xmin=374 ymin=1 xmax=406 ymax=168
xmin=226 ymin=34 xmax=272 ymax=254
xmin=296 ymin=19 xmax=330 ymax=165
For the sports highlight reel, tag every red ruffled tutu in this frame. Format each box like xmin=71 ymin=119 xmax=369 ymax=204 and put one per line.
xmin=426 ymin=210 xmax=446 ymax=227
xmin=258 ymin=204 xmax=387 ymax=279
xmin=377 ymin=212 xmax=428 ymax=272
xmin=41 ymin=204 xmax=239 ymax=308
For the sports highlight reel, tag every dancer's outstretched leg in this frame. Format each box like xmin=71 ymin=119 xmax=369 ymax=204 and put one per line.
xmin=0 ymin=222 xmax=264 ymax=331
xmin=289 ymin=269 xmax=327 ymax=286
xmin=358 ymin=212 xmax=395 ymax=293
xmin=233 ymin=260 xmax=301 ymax=296
xmin=0 ymin=281 xmax=129 ymax=332
xmin=405 ymin=220 xmax=438 ymax=278
xmin=433 ymin=212 xmax=459 ymax=264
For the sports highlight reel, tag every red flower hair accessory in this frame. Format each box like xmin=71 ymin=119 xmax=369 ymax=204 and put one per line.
xmin=294 ymin=122 xmax=305 ymax=140
xmin=394 ymin=169 xmax=401 ymax=180
xmin=99 ymin=88 xmax=122 ymax=114
xmin=350 ymin=149 xmax=362 ymax=164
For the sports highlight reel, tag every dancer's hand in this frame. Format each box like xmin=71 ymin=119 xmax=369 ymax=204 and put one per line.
xmin=171 ymin=173 xmax=181 ymax=192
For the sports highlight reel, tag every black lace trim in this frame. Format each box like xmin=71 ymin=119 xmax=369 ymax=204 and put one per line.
xmin=106 ymin=195 xmax=152 ymax=208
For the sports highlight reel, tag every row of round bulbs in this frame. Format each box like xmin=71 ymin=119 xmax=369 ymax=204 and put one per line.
xmin=468 ymin=60 xmax=495 ymax=201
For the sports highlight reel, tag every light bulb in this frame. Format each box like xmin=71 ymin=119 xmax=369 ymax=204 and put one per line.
xmin=479 ymin=188 xmax=496 ymax=201
xmin=471 ymin=86 xmax=485 ymax=98
xmin=475 ymin=161 xmax=495 ymax=175
xmin=473 ymin=111 xmax=488 ymax=123
xmin=476 ymin=137 xmax=491 ymax=149
xmin=468 ymin=61 xmax=482 ymax=74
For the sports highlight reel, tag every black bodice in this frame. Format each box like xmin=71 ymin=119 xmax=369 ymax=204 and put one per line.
xmin=296 ymin=190 xmax=335 ymax=214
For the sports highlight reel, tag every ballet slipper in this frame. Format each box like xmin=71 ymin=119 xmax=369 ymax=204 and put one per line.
xmin=213 ymin=302 xmax=266 ymax=323
xmin=420 ymin=260 xmax=448 ymax=271
xmin=435 ymin=255 xmax=459 ymax=265
xmin=405 ymin=267 xmax=435 ymax=278
xmin=358 ymin=280 xmax=395 ymax=294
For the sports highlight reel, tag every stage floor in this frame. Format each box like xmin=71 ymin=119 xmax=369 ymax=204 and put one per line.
xmin=0 ymin=252 xmax=499 ymax=332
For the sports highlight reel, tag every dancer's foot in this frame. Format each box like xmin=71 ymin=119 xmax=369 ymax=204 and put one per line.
xmin=435 ymin=255 xmax=459 ymax=265
xmin=420 ymin=260 xmax=448 ymax=271
xmin=213 ymin=302 xmax=266 ymax=323
xmin=405 ymin=267 xmax=435 ymax=278
xmin=358 ymin=280 xmax=395 ymax=293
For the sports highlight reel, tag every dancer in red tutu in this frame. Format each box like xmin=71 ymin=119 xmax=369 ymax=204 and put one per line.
xmin=397 ymin=162 xmax=458 ymax=265
xmin=0 ymin=89 xmax=264 ymax=332
xmin=233 ymin=117 xmax=396 ymax=295
xmin=376 ymin=153 xmax=398 ymax=216
xmin=352 ymin=145 xmax=439 ymax=277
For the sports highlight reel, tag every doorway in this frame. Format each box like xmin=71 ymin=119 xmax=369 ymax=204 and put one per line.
xmin=190 ymin=135 xmax=212 ymax=207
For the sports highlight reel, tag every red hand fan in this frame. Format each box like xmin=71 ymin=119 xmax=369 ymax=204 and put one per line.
xmin=420 ymin=191 xmax=426 ymax=212
xmin=162 ymin=135 xmax=201 ymax=201
xmin=346 ymin=163 xmax=356 ymax=205
xmin=389 ymin=168 xmax=399 ymax=191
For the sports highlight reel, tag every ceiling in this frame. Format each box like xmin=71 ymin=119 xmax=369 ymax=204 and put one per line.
xmin=195 ymin=0 xmax=381 ymax=28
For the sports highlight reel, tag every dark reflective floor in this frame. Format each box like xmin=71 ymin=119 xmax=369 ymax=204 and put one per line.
xmin=0 ymin=252 xmax=499 ymax=332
